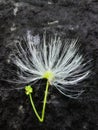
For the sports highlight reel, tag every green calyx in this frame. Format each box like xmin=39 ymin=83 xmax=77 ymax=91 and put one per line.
xmin=43 ymin=70 xmax=54 ymax=82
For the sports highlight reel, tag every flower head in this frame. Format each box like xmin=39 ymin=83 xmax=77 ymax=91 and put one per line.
xmin=12 ymin=34 xmax=90 ymax=98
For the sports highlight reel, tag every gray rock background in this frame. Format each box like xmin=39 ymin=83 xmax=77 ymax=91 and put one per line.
xmin=0 ymin=0 xmax=98 ymax=130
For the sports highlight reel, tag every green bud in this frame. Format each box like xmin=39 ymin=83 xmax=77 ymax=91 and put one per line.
xmin=25 ymin=85 xmax=33 ymax=95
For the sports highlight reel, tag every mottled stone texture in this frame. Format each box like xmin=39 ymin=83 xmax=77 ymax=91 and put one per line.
xmin=0 ymin=0 xmax=98 ymax=130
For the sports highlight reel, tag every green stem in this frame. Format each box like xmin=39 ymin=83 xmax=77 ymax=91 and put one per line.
xmin=29 ymin=80 xmax=49 ymax=122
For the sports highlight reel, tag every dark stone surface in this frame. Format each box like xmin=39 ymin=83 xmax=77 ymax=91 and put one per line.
xmin=0 ymin=0 xmax=98 ymax=130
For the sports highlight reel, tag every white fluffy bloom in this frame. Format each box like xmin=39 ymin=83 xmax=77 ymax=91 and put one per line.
xmin=12 ymin=34 xmax=90 ymax=98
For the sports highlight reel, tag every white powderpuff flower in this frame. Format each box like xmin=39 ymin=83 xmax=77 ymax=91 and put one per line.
xmin=11 ymin=34 xmax=90 ymax=99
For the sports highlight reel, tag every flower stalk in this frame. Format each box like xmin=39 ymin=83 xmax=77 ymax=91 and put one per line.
xmin=25 ymin=80 xmax=49 ymax=122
